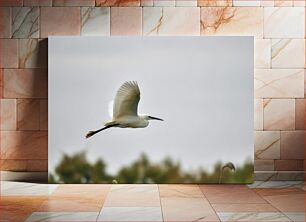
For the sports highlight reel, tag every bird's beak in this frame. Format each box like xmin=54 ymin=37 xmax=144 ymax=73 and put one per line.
xmin=148 ymin=116 xmax=164 ymax=121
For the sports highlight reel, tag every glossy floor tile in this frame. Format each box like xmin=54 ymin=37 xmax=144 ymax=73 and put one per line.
xmin=98 ymin=207 xmax=162 ymax=221
xmin=159 ymin=184 xmax=204 ymax=198
xmin=1 ymin=181 xmax=58 ymax=196
xmin=217 ymin=212 xmax=291 ymax=221
xmin=283 ymin=212 xmax=305 ymax=221
xmin=25 ymin=212 xmax=99 ymax=221
xmin=212 ymin=203 xmax=278 ymax=212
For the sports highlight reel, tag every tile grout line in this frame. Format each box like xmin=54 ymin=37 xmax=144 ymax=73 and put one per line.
xmin=157 ymin=184 xmax=165 ymax=222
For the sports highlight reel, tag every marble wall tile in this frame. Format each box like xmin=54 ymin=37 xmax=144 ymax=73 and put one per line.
xmin=275 ymin=160 xmax=304 ymax=171
xmin=260 ymin=0 xmax=274 ymax=6
xmin=198 ymin=0 xmax=232 ymax=6
xmin=0 ymin=131 xmax=48 ymax=159
xmin=254 ymin=160 xmax=274 ymax=171
xmin=143 ymin=7 xmax=200 ymax=36
xmin=81 ymin=7 xmax=110 ymax=36
xmin=217 ymin=212 xmax=290 ymax=222
xmin=41 ymin=7 xmax=80 ymax=38
xmin=274 ymin=0 xmax=293 ymax=6
xmin=17 ymin=99 xmax=40 ymax=130
xmin=0 ymin=39 xmax=18 ymax=68
xmin=98 ymin=207 xmax=162 ymax=221
xmin=0 ymin=69 xmax=3 ymax=98
xmin=280 ymin=131 xmax=304 ymax=159
xmin=304 ymin=70 xmax=306 ymax=98
xmin=0 ymin=7 xmax=11 ymax=38
xmin=0 ymin=99 xmax=16 ymax=130
xmin=0 ymin=159 xmax=27 ymax=171
xmin=40 ymin=99 xmax=48 ymax=130
xmin=254 ymin=131 xmax=280 ymax=160
xmin=96 ymin=0 xmax=140 ymax=6
xmin=264 ymin=7 xmax=305 ymax=38
xmin=27 ymin=159 xmax=48 ymax=171
xmin=254 ymin=171 xmax=304 ymax=181
xmin=110 ymin=7 xmax=142 ymax=35
xmin=254 ymin=39 xmax=271 ymax=68
xmin=23 ymin=0 xmax=52 ymax=6
xmin=293 ymin=0 xmax=305 ymax=6
xmin=154 ymin=0 xmax=175 ymax=6
xmin=272 ymin=39 xmax=305 ymax=68
xmin=263 ymin=99 xmax=295 ymax=130
xmin=254 ymin=99 xmax=263 ymax=130
xmin=141 ymin=0 xmax=153 ymax=6
xmin=200 ymin=7 xmax=263 ymax=38
xmin=233 ymin=0 xmax=260 ymax=6
xmin=158 ymin=184 xmax=204 ymax=198
xmin=295 ymin=99 xmax=304 ymax=130
xmin=19 ymin=39 xmax=47 ymax=68
xmin=53 ymin=0 xmax=95 ymax=6
xmin=26 ymin=212 xmax=99 ymax=222
xmin=0 ymin=0 xmax=22 ymax=6
xmin=3 ymin=69 xmax=47 ymax=99
xmin=255 ymin=69 xmax=304 ymax=98
xmin=161 ymin=197 xmax=219 ymax=221
xmin=12 ymin=7 xmax=39 ymax=38
xmin=176 ymin=0 xmax=197 ymax=6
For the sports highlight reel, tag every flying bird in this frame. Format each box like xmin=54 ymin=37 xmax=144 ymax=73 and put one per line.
xmin=86 ymin=81 xmax=163 ymax=138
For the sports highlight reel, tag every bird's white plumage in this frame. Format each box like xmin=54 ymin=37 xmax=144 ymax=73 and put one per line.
xmin=113 ymin=81 xmax=140 ymax=118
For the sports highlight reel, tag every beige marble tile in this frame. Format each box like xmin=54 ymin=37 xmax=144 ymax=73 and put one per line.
xmin=159 ymin=184 xmax=204 ymax=198
xmin=161 ymin=197 xmax=219 ymax=221
xmin=40 ymin=99 xmax=47 ymax=130
xmin=176 ymin=0 xmax=197 ymax=6
xmin=110 ymin=7 xmax=142 ymax=36
xmin=103 ymin=184 xmax=160 ymax=207
xmin=27 ymin=159 xmax=48 ymax=172
xmin=254 ymin=131 xmax=280 ymax=160
xmin=275 ymin=160 xmax=304 ymax=171
xmin=295 ymin=99 xmax=305 ymax=130
xmin=233 ymin=0 xmax=260 ymax=6
xmin=272 ymin=39 xmax=305 ymax=68
xmin=0 ymin=131 xmax=47 ymax=159
xmin=3 ymin=69 xmax=47 ymax=99
xmin=255 ymin=69 xmax=304 ymax=98
xmin=200 ymin=7 xmax=263 ymax=38
xmin=0 ymin=99 xmax=16 ymax=130
xmin=264 ymin=7 xmax=305 ymax=38
xmin=254 ymin=39 xmax=271 ymax=68
xmin=261 ymin=0 xmax=274 ymax=6
xmin=254 ymin=99 xmax=263 ymax=130
xmin=280 ymin=130 xmax=304 ymax=159
xmin=12 ymin=7 xmax=39 ymax=38
xmin=17 ymin=99 xmax=40 ymax=130
xmin=218 ymin=212 xmax=291 ymax=221
xmin=263 ymin=99 xmax=295 ymax=130
xmin=81 ymin=7 xmax=110 ymax=36
xmin=0 ymin=39 xmax=18 ymax=68
xmin=293 ymin=0 xmax=305 ymax=6
xmin=19 ymin=39 xmax=47 ymax=68
xmin=254 ymin=160 xmax=274 ymax=171
xmin=274 ymin=0 xmax=293 ymax=6
xmin=198 ymin=0 xmax=232 ymax=6
xmin=154 ymin=0 xmax=175 ymax=6
xmin=23 ymin=0 xmax=52 ymax=6
xmin=143 ymin=7 xmax=200 ymax=36
xmin=141 ymin=0 xmax=153 ymax=6
xmin=212 ymin=203 xmax=278 ymax=212
xmin=96 ymin=0 xmax=140 ymax=6
xmin=0 ymin=7 xmax=11 ymax=38
xmin=53 ymin=0 xmax=95 ymax=6
xmin=41 ymin=7 xmax=80 ymax=38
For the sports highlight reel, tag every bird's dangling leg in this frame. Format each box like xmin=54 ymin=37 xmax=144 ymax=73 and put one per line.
xmin=85 ymin=124 xmax=119 ymax=138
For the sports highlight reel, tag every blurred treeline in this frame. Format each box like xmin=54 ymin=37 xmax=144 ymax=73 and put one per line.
xmin=49 ymin=152 xmax=253 ymax=184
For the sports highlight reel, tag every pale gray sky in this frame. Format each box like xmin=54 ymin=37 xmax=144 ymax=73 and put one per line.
xmin=49 ymin=36 xmax=254 ymax=175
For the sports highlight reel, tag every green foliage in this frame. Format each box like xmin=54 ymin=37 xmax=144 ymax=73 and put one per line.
xmin=49 ymin=152 xmax=253 ymax=184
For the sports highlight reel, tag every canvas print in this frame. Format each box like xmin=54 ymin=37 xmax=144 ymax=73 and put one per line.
xmin=48 ymin=36 xmax=254 ymax=184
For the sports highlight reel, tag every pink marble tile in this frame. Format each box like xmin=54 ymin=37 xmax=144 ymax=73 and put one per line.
xmin=261 ymin=0 xmax=274 ymax=6
xmin=263 ymin=99 xmax=295 ymax=130
xmin=3 ymin=69 xmax=47 ymax=99
xmin=0 ymin=69 xmax=3 ymax=98
xmin=254 ymin=131 xmax=280 ymax=160
xmin=0 ymin=7 xmax=11 ymax=38
xmin=159 ymin=184 xmax=204 ymax=198
xmin=0 ymin=99 xmax=16 ymax=130
xmin=198 ymin=0 xmax=232 ymax=6
xmin=280 ymin=131 xmax=304 ymax=160
xmin=254 ymin=99 xmax=263 ymax=130
xmin=40 ymin=99 xmax=47 ymax=130
xmin=19 ymin=39 xmax=47 ymax=68
xmin=53 ymin=0 xmax=95 ymax=6
xmin=24 ymin=0 xmax=52 ymax=6
xmin=295 ymin=99 xmax=305 ymax=130
xmin=0 ymin=159 xmax=27 ymax=171
xmin=212 ymin=203 xmax=278 ymax=212
xmin=41 ymin=7 xmax=80 ymax=38
xmin=0 ymin=0 xmax=22 ymax=6
xmin=0 ymin=39 xmax=18 ymax=68
xmin=110 ymin=7 xmax=142 ymax=36
xmin=27 ymin=159 xmax=48 ymax=171
xmin=17 ymin=99 xmax=40 ymax=130
xmin=199 ymin=185 xmax=266 ymax=204
xmin=96 ymin=0 xmax=140 ymax=6
xmin=0 ymin=131 xmax=47 ymax=159
xmin=200 ymin=7 xmax=263 ymax=38
xmin=254 ymin=160 xmax=274 ymax=171
xmin=275 ymin=160 xmax=304 ymax=171
xmin=274 ymin=0 xmax=293 ymax=6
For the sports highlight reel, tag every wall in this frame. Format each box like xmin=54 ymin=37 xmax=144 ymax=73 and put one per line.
xmin=0 ymin=0 xmax=305 ymax=181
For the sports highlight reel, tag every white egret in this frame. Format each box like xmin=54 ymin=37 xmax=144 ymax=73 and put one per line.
xmin=86 ymin=81 xmax=163 ymax=138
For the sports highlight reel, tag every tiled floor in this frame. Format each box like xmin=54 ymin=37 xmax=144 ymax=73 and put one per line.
xmin=0 ymin=181 xmax=305 ymax=221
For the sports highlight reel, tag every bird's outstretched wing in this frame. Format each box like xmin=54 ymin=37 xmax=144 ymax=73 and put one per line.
xmin=113 ymin=81 xmax=140 ymax=118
